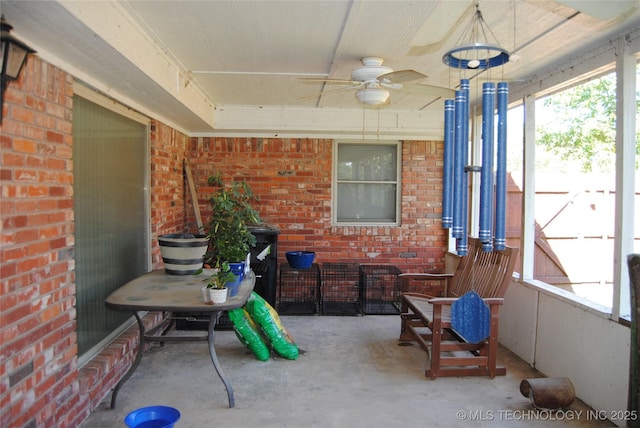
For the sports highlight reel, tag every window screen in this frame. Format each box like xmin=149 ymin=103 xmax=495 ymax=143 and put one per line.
xmin=73 ymin=95 xmax=149 ymax=357
xmin=334 ymin=142 xmax=400 ymax=224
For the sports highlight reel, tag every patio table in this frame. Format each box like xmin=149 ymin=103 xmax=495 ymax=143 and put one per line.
xmin=105 ymin=269 xmax=255 ymax=409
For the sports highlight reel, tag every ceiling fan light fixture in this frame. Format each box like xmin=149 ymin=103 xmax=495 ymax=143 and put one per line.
xmin=355 ymin=88 xmax=389 ymax=106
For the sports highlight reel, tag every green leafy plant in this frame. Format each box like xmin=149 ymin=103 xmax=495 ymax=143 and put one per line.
xmin=206 ymin=172 xmax=262 ymax=266
xmin=536 ymin=72 xmax=640 ymax=173
xmin=207 ymin=261 xmax=236 ymax=289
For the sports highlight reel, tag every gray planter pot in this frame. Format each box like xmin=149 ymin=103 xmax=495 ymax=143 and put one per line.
xmin=158 ymin=233 xmax=209 ymax=275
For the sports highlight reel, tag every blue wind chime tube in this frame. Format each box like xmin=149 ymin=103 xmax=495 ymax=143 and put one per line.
xmin=442 ymin=99 xmax=455 ymax=229
xmin=457 ymin=79 xmax=470 ymax=256
xmin=494 ymin=82 xmax=509 ymax=250
xmin=452 ymin=88 xmax=466 ymax=241
xmin=479 ymin=82 xmax=496 ymax=251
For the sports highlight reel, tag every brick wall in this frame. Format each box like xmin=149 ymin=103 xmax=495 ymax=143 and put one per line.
xmin=149 ymin=121 xmax=190 ymax=268
xmin=0 ymin=56 xmax=447 ymax=428
xmin=0 ymin=57 xmax=80 ymax=427
xmin=186 ymin=137 xmax=447 ymax=273
xmin=0 ymin=57 xmax=192 ymax=428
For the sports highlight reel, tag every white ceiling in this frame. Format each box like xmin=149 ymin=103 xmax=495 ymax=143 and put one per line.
xmin=2 ymin=0 xmax=639 ymax=138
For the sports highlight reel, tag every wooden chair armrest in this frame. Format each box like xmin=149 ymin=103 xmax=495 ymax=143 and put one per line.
xmin=401 ymin=291 xmax=439 ymax=300
xmin=427 ymin=297 xmax=458 ymax=305
xmin=427 ymin=297 xmax=504 ymax=306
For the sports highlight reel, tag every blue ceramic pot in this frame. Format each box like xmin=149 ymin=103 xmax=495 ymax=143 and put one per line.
xmin=227 ymin=262 xmax=245 ymax=296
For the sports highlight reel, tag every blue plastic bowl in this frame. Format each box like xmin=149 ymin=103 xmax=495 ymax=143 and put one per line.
xmin=286 ymin=251 xmax=315 ymax=269
xmin=124 ymin=406 xmax=180 ymax=428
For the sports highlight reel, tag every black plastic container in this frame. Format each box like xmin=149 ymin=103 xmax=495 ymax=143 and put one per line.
xmin=248 ymin=225 xmax=280 ymax=307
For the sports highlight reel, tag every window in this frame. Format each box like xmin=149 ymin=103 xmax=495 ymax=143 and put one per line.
xmin=333 ymin=141 xmax=401 ymax=225
xmin=505 ymin=62 xmax=639 ymax=321
xmin=73 ymin=87 xmax=150 ymax=360
xmin=532 ymin=69 xmax=639 ymax=317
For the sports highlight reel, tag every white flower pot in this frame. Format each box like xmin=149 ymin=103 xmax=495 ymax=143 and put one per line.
xmin=205 ymin=287 xmax=228 ymax=304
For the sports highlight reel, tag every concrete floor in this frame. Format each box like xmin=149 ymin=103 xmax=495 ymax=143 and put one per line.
xmin=81 ymin=315 xmax=614 ymax=428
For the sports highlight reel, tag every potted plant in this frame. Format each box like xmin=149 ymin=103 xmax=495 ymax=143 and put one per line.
xmin=202 ymin=261 xmax=236 ymax=304
xmin=206 ymin=173 xmax=262 ymax=271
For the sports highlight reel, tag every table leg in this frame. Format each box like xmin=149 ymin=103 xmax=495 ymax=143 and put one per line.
xmin=110 ymin=311 xmax=145 ymax=409
xmin=208 ymin=311 xmax=235 ymax=408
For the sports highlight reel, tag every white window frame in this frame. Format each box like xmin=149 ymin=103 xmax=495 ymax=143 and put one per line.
xmin=332 ymin=140 xmax=402 ymax=226
xmin=511 ymin=46 xmax=638 ymax=323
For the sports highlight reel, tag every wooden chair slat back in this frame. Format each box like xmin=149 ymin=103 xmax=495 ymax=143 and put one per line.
xmin=448 ymin=238 xmax=519 ymax=299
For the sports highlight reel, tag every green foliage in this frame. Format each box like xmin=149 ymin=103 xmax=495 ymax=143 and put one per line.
xmin=206 ymin=173 xmax=262 ymax=265
xmin=536 ymin=73 xmax=640 ymax=173
xmin=207 ymin=261 xmax=236 ymax=289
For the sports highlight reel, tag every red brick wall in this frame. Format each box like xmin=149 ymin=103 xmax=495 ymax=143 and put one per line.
xmin=0 ymin=56 xmax=447 ymax=428
xmin=0 ymin=57 xmax=194 ymax=428
xmin=149 ymin=121 xmax=190 ymax=268
xmin=186 ymin=137 xmax=447 ymax=272
xmin=0 ymin=57 xmax=80 ymax=427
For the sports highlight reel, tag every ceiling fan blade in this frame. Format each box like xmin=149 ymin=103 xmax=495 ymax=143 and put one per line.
xmin=379 ymin=69 xmax=427 ymax=84
xmin=403 ymin=83 xmax=455 ymax=98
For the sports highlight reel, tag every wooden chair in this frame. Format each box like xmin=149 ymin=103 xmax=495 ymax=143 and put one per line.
xmin=399 ymin=238 xmax=518 ymax=379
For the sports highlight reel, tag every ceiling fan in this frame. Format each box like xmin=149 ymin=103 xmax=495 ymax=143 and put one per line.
xmin=301 ymin=57 xmax=453 ymax=106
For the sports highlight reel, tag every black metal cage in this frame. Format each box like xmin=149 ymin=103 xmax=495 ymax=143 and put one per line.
xmin=321 ymin=263 xmax=361 ymax=315
xmin=360 ymin=264 xmax=402 ymax=314
xmin=277 ymin=263 xmax=321 ymax=315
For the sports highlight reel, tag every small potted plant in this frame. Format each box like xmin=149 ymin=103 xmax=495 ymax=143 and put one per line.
xmin=206 ymin=172 xmax=262 ymax=271
xmin=202 ymin=261 xmax=236 ymax=304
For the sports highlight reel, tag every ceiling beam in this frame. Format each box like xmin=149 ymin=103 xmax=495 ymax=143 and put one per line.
xmin=58 ymin=0 xmax=216 ymax=129
xmin=200 ymin=106 xmax=444 ymax=140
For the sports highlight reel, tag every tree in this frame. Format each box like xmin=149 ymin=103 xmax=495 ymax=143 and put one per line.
xmin=536 ymin=72 xmax=640 ymax=173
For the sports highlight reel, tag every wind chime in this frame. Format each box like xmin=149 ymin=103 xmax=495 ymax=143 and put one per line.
xmin=441 ymin=0 xmax=511 ymax=255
